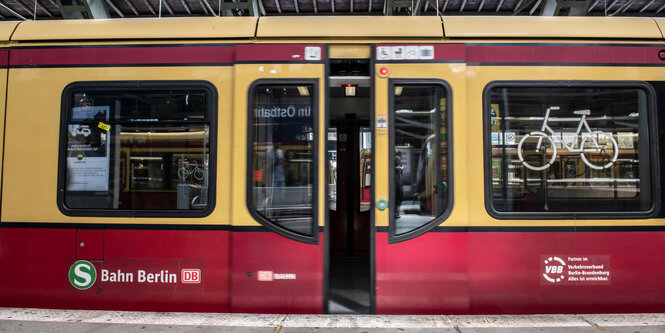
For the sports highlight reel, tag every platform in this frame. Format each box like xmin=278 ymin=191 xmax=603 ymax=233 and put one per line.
xmin=1 ymin=308 xmax=665 ymax=332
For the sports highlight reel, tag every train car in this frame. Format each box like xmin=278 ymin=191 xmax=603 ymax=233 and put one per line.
xmin=1 ymin=16 xmax=665 ymax=315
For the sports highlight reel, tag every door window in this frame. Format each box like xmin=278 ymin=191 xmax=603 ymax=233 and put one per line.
xmin=248 ymin=82 xmax=318 ymax=239
xmin=391 ymin=82 xmax=451 ymax=237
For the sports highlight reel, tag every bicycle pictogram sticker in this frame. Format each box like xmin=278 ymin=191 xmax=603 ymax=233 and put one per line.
xmin=517 ymin=106 xmax=619 ymax=171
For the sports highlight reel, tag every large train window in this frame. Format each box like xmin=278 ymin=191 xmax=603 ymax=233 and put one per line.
xmin=248 ymin=81 xmax=318 ymax=241
xmin=58 ymin=81 xmax=216 ymax=216
xmin=390 ymin=81 xmax=452 ymax=240
xmin=485 ymin=82 xmax=657 ymax=218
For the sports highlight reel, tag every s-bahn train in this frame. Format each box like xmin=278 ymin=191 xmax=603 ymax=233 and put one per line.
xmin=1 ymin=15 xmax=665 ymax=314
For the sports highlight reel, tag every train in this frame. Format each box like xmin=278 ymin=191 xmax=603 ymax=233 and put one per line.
xmin=1 ymin=15 xmax=665 ymax=314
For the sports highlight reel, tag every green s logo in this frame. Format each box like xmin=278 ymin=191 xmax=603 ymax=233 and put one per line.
xmin=68 ymin=260 xmax=97 ymax=290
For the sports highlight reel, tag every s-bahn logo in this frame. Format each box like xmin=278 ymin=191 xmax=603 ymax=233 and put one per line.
xmin=542 ymin=256 xmax=566 ymax=283
xmin=69 ymin=260 xmax=97 ymax=290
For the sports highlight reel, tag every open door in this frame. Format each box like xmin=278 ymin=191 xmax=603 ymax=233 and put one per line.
xmin=325 ymin=53 xmax=373 ymax=314
xmin=230 ymin=44 xmax=327 ymax=313
xmin=373 ymin=43 xmax=463 ymax=313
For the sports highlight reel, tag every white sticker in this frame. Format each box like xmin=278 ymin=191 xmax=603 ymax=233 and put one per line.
xmin=377 ymin=46 xmax=392 ymax=60
xmin=504 ymin=131 xmax=516 ymax=145
xmin=304 ymin=46 xmax=321 ymax=61
xmin=420 ymin=45 xmax=435 ymax=60
xmin=406 ymin=46 xmax=420 ymax=60
xmin=377 ymin=117 xmax=387 ymax=128
xmin=376 ymin=45 xmax=436 ymax=60
xmin=391 ymin=46 xmax=405 ymax=60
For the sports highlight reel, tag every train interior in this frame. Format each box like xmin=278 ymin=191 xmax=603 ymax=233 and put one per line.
xmin=327 ymin=57 xmax=372 ymax=313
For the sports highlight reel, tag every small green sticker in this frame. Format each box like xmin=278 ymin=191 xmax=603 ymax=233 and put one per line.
xmin=376 ymin=199 xmax=388 ymax=211
xmin=68 ymin=260 xmax=97 ymax=290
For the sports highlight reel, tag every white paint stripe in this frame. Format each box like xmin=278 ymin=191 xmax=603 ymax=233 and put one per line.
xmin=0 ymin=308 xmax=664 ymax=328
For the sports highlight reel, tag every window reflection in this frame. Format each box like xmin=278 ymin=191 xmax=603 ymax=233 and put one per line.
xmin=250 ymin=84 xmax=315 ymax=236
xmin=488 ymin=86 xmax=651 ymax=213
xmin=328 ymin=128 xmax=337 ymax=211
xmin=393 ymin=84 xmax=448 ymax=235
xmin=359 ymin=128 xmax=372 ymax=212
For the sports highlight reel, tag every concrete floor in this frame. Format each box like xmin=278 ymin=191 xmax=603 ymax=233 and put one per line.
xmin=2 ymin=308 xmax=665 ymax=332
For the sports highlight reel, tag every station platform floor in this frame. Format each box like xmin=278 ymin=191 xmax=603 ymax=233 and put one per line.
xmin=1 ymin=308 xmax=665 ymax=332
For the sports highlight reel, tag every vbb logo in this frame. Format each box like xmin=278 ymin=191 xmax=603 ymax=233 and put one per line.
xmin=543 ymin=256 xmax=567 ymax=283
xmin=68 ymin=260 xmax=97 ymax=290
xmin=181 ymin=269 xmax=201 ymax=283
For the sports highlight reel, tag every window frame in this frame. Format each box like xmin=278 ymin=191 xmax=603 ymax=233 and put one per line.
xmin=57 ymin=80 xmax=218 ymax=218
xmin=246 ymin=78 xmax=320 ymax=245
xmin=388 ymin=79 xmax=454 ymax=243
xmin=482 ymin=80 xmax=660 ymax=220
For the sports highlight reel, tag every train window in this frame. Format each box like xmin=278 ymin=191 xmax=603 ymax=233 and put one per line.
xmin=59 ymin=82 xmax=215 ymax=216
xmin=391 ymin=82 xmax=451 ymax=237
xmin=486 ymin=83 xmax=655 ymax=217
xmin=249 ymin=82 xmax=317 ymax=239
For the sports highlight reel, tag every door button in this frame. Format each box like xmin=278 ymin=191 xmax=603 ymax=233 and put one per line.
xmin=376 ymin=199 xmax=388 ymax=211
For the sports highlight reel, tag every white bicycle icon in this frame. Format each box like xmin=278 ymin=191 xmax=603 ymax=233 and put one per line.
xmin=178 ymin=161 xmax=205 ymax=181
xmin=517 ymin=106 xmax=619 ymax=171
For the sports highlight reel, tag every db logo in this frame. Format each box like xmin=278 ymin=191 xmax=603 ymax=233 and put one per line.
xmin=181 ymin=269 xmax=201 ymax=283
xmin=257 ymin=271 xmax=273 ymax=282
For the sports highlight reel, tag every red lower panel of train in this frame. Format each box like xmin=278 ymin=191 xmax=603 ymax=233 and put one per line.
xmin=230 ymin=231 xmax=324 ymax=313
xmin=376 ymin=231 xmax=665 ymax=314
xmin=0 ymin=228 xmax=323 ymax=313
xmin=2 ymin=228 xmax=664 ymax=314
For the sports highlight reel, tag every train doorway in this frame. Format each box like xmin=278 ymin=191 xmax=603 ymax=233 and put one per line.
xmin=326 ymin=57 xmax=373 ymax=314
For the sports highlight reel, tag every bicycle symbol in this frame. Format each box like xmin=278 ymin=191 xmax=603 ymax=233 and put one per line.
xmin=517 ymin=106 xmax=619 ymax=171
xmin=178 ymin=161 xmax=205 ymax=181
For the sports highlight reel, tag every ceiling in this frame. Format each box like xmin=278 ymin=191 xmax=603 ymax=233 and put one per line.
xmin=0 ymin=0 xmax=662 ymax=21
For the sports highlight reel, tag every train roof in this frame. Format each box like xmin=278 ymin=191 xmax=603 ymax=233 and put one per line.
xmin=9 ymin=17 xmax=258 ymax=41
xmin=6 ymin=16 xmax=664 ymax=41
xmin=0 ymin=21 xmax=19 ymax=41
xmin=256 ymin=16 xmax=443 ymax=38
xmin=443 ymin=16 xmax=662 ymax=39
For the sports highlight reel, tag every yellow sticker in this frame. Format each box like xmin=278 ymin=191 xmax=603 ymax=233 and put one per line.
xmin=98 ymin=122 xmax=111 ymax=131
xmin=490 ymin=103 xmax=500 ymax=132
